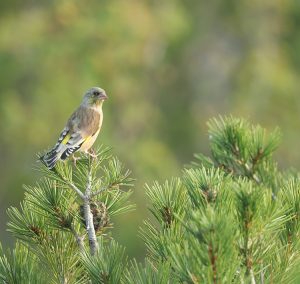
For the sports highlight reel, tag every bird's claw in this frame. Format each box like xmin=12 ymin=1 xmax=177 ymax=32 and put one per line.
xmin=87 ymin=148 xmax=99 ymax=159
xmin=71 ymin=155 xmax=81 ymax=167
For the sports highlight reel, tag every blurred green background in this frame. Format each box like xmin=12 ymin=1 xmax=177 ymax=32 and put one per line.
xmin=1 ymin=0 xmax=300 ymax=258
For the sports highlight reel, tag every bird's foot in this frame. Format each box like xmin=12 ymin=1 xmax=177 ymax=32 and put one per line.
xmin=87 ymin=148 xmax=99 ymax=159
xmin=71 ymin=155 xmax=81 ymax=167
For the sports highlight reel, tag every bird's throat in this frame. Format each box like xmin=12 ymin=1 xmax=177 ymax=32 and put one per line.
xmin=91 ymin=100 xmax=103 ymax=112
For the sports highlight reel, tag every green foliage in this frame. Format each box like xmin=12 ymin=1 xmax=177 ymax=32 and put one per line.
xmin=81 ymin=238 xmax=126 ymax=284
xmin=183 ymin=167 xmax=230 ymax=208
xmin=141 ymin=116 xmax=300 ymax=283
xmin=168 ymin=205 xmax=239 ymax=283
xmin=140 ymin=221 xmax=184 ymax=264
xmin=146 ymin=178 xmax=187 ymax=227
xmin=0 ymin=243 xmax=45 ymax=283
xmin=33 ymin=231 xmax=85 ymax=283
xmin=141 ymin=178 xmax=186 ymax=262
xmin=24 ymin=179 xmax=76 ymax=231
xmin=1 ymin=117 xmax=300 ymax=282
xmin=207 ymin=116 xmax=281 ymax=185
xmin=5 ymin=147 xmax=134 ymax=283
xmin=123 ymin=259 xmax=176 ymax=284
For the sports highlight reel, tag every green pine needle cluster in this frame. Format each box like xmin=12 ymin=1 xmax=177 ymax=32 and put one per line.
xmin=1 ymin=116 xmax=300 ymax=283
xmin=3 ymin=147 xmax=134 ymax=283
xmin=141 ymin=116 xmax=300 ymax=283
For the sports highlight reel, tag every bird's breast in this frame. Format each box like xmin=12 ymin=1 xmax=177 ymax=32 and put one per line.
xmin=80 ymin=107 xmax=103 ymax=152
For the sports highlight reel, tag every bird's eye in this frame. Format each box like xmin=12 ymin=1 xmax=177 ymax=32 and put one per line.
xmin=93 ymin=91 xmax=100 ymax=96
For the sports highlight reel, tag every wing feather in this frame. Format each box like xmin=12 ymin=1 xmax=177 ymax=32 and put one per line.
xmin=43 ymin=105 xmax=101 ymax=168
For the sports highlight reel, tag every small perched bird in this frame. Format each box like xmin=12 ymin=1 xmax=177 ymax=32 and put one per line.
xmin=42 ymin=87 xmax=108 ymax=169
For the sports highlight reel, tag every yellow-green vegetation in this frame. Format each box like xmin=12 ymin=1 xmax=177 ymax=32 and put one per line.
xmin=1 ymin=116 xmax=299 ymax=283
xmin=0 ymin=1 xmax=300 ymax=259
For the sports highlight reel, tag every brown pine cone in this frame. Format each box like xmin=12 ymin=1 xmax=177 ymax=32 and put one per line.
xmin=79 ymin=201 xmax=110 ymax=233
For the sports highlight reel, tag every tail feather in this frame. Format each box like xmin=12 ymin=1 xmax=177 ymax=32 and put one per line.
xmin=42 ymin=140 xmax=84 ymax=168
xmin=42 ymin=150 xmax=61 ymax=169
xmin=61 ymin=143 xmax=83 ymax=160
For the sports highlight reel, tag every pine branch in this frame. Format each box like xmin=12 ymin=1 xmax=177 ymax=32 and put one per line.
xmin=0 ymin=242 xmax=46 ymax=283
xmin=67 ymin=181 xmax=85 ymax=200
xmin=37 ymin=149 xmax=134 ymax=256
xmin=81 ymin=238 xmax=127 ymax=283
xmin=38 ymin=161 xmax=85 ymax=200
xmin=3 ymin=117 xmax=299 ymax=282
xmin=81 ymin=156 xmax=106 ymax=255
xmin=123 ymin=259 xmax=176 ymax=283
xmin=91 ymin=186 xmax=108 ymax=197
xmin=69 ymin=225 xmax=85 ymax=252
xmin=83 ymin=161 xmax=98 ymax=255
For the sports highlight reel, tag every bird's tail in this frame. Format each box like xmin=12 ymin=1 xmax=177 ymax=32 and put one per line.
xmin=42 ymin=150 xmax=61 ymax=169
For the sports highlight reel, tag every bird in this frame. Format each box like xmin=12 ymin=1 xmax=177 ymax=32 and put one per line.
xmin=42 ymin=87 xmax=108 ymax=169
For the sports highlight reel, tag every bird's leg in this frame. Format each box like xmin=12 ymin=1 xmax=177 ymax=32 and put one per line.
xmin=71 ymin=154 xmax=80 ymax=167
xmin=87 ymin=148 xmax=98 ymax=159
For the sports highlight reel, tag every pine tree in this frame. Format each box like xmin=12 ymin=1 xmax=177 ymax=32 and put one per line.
xmin=1 ymin=147 xmax=134 ymax=283
xmin=141 ymin=116 xmax=300 ymax=283
xmin=1 ymin=116 xmax=300 ymax=283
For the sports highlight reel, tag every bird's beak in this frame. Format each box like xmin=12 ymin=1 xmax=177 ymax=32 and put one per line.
xmin=99 ymin=92 xmax=108 ymax=100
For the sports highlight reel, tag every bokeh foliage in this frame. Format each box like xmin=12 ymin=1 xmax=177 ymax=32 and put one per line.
xmin=0 ymin=0 xmax=300 ymax=257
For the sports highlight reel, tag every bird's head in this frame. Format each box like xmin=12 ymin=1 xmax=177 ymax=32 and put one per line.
xmin=82 ymin=87 xmax=108 ymax=107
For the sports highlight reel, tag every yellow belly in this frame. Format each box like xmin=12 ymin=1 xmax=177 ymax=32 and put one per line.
xmin=80 ymin=130 xmax=100 ymax=152
xmin=79 ymin=107 xmax=103 ymax=152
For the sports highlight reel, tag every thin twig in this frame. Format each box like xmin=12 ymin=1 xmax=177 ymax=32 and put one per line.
xmin=49 ymin=166 xmax=85 ymax=199
xmin=208 ymin=242 xmax=217 ymax=284
xmin=250 ymin=268 xmax=256 ymax=284
xmin=70 ymin=225 xmax=85 ymax=252
xmin=91 ymin=185 xmax=109 ymax=197
xmin=83 ymin=158 xmax=99 ymax=255
xmin=260 ymin=265 xmax=264 ymax=284
xmin=67 ymin=181 xmax=85 ymax=200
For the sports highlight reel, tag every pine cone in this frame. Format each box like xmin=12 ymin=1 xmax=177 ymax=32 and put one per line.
xmin=80 ymin=201 xmax=110 ymax=233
